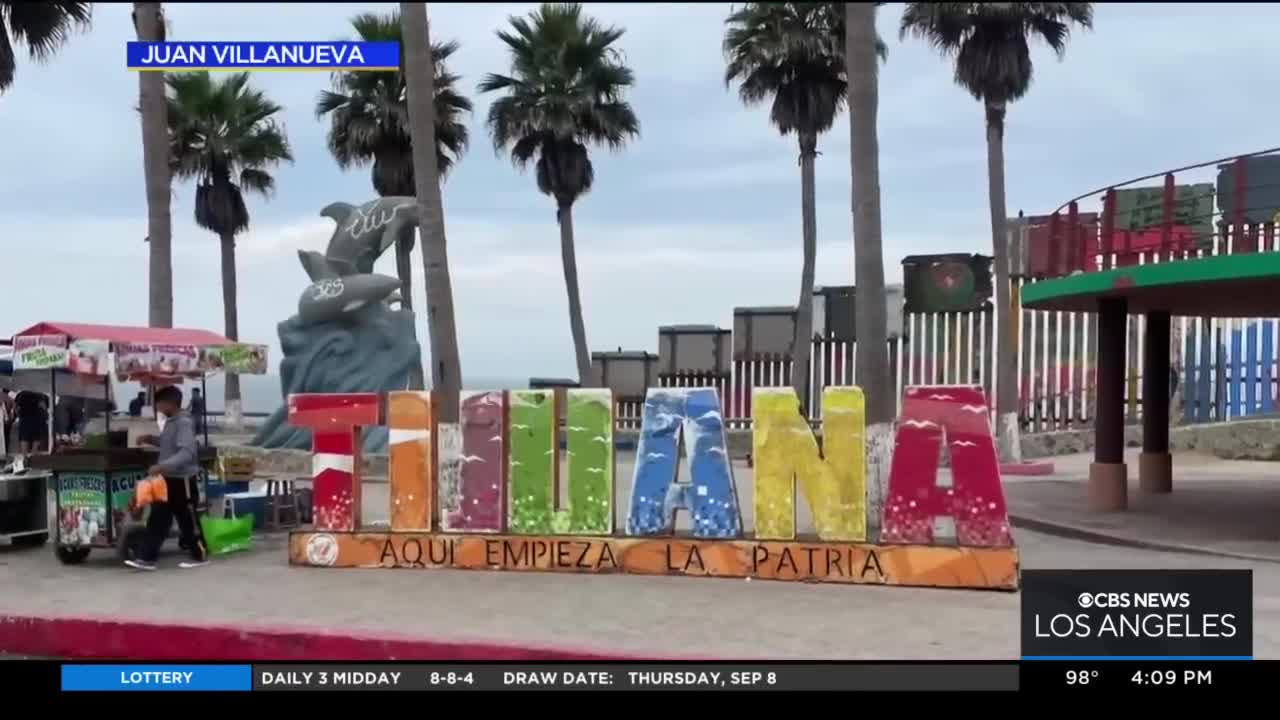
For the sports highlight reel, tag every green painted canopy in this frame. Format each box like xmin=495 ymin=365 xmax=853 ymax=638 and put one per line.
xmin=1020 ymin=253 xmax=1280 ymax=317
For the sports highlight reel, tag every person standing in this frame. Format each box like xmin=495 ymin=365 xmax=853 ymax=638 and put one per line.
xmin=14 ymin=390 xmax=48 ymax=454
xmin=127 ymin=385 xmax=208 ymax=570
xmin=189 ymin=388 xmax=206 ymax=436
xmin=54 ymin=395 xmax=84 ymax=438
xmin=128 ymin=391 xmax=147 ymax=418
xmin=1 ymin=389 xmax=14 ymax=455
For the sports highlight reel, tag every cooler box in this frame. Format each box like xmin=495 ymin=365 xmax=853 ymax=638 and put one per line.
xmin=222 ymin=491 xmax=267 ymax=530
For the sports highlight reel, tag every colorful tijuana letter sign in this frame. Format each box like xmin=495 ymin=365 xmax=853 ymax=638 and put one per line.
xmin=287 ymin=393 xmax=380 ymax=531
xmin=507 ymin=389 xmax=615 ymax=535
xmin=289 ymin=385 xmax=1011 ymax=547
xmin=441 ymin=390 xmax=507 ymax=533
xmin=881 ymin=386 xmax=1011 ymax=546
xmin=388 ymin=391 xmax=433 ymax=531
xmin=626 ymin=388 xmax=740 ymax=538
xmin=753 ymin=386 xmax=866 ymax=542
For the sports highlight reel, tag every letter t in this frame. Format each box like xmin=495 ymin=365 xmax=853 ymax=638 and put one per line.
xmin=288 ymin=393 xmax=380 ymax=531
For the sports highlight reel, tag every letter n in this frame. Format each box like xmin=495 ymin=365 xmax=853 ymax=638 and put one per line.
xmin=881 ymin=386 xmax=1011 ymax=546
xmin=288 ymin=393 xmax=379 ymax=531
xmin=508 ymin=389 xmax=614 ymax=536
xmin=441 ymin=391 xmax=506 ymax=533
xmin=626 ymin=388 xmax=740 ymax=538
xmin=752 ymin=386 xmax=865 ymax=542
xmin=388 ymin=391 xmax=433 ymax=531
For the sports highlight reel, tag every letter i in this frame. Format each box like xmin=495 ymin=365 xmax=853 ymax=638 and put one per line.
xmin=388 ymin=391 xmax=434 ymax=531
xmin=442 ymin=391 xmax=507 ymax=532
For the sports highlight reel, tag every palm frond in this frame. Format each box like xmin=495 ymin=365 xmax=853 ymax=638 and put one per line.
xmin=722 ymin=3 xmax=885 ymax=140
xmin=0 ymin=1 xmax=90 ymax=91
xmin=478 ymin=2 xmax=638 ymax=202
xmin=3 ymin=1 xmax=90 ymax=60
xmin=317 ymin=10 xmax=472 ymax=190
xmin=165 ymin=70 xmax=293 ymax=235
xmin=900 ymin=2 xmax=1093 ymax=103
xmin=239 ymin=167 xmax=275 ymax=197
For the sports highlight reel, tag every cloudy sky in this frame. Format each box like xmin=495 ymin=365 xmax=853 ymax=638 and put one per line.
xmin=3 ymin=2 xmax=1278 ymax=402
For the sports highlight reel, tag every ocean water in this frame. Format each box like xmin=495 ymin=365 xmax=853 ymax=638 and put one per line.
xmin=115 ymin=374 xmax=536 ymax=415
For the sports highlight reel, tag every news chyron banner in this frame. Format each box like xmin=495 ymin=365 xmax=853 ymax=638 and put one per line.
xmin=1021 ymin=569 xmax=1253 ymax=660
xmin=126 ymin=41 xmax=399 ymax=72
xmin=58 ymin=663 xmax=1021 ymax=693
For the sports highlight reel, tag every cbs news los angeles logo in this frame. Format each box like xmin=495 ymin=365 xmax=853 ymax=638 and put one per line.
xmin=1020 ymin=570 xmax=1253 ymax=658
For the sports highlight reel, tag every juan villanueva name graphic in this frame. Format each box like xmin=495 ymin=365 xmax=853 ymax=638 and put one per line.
xmin=127 ymin=41 xmax=399 ymax=71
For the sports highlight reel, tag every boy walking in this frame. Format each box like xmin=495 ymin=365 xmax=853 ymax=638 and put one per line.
xmin=127 ymin=385 xmax=209 ymax=570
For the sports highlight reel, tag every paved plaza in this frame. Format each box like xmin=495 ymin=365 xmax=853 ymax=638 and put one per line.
xmin=2 ymin=449 xmax=1278 ymax=658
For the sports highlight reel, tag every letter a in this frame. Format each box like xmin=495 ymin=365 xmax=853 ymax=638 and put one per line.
xmin=881 ymin=386 xmax=1012 ymax=546
xmin=288 ymin=393 xmax=380 ymax=531
xmin=626 ymin=388 xmax=740 ymax=538
xmin=753 ymin=387 xmax=866 ymax=542
xmin=388 ymin=391 xmax=433 ymax=531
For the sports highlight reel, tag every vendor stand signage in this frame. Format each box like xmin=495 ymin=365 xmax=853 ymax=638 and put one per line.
xmin=201 ymin=343 xmax=269 ymax=374
xmin=113 ymin=342 xmax=269 ymax=380
xmin=114 ymin=343 xmax=154 ymax=379
xmin=13 ymin=334 xmax=69 ymax=370
xmin=152 ymin=344 xmax=200 ymax=375
xmin=67 ymin=339 xmax=109 ymax=376
xmin=57 ymin=473 xmax=108 ymax=546
xmin=109 ymin=471 xmax=145 ymax=535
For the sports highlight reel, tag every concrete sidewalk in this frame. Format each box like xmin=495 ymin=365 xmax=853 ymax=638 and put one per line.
xmin=4 ymin=526 xmax=1279 ymax=659
xmin=5 ymin=449 xmax=1279 ymax=659
xmin=1004 ymin=450 xmax=1280 ymax=562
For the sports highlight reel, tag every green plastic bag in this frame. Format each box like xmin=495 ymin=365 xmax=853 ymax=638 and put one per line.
xmin=200 ymin=515 xmax=253 ymax=556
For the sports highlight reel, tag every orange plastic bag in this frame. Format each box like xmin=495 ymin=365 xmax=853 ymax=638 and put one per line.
xmin=134 ymin=475 xmax=168 ymax=508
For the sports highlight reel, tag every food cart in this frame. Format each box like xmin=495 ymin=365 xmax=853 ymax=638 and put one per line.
xmin=0 ymin=351 xmax=97 ymax=546
xmin=8 ymin=322 xmax=267 ymax=564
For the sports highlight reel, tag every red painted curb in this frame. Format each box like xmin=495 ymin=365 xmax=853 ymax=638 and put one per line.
xmin=0 ymin=614 xmax=647 ymax=661
xmin=1000 ymin=462 xmax=1055 ymax=476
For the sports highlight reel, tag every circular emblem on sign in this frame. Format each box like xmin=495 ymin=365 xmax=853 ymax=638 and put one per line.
xmin=306 ymin=533 xmax=339 ymax=567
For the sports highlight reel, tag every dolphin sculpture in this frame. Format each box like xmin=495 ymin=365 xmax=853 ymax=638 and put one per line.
xmin=299 ymin=197 xmax=420 ymax=281
xmin=296 ymin=197 xmax=420 ymax=325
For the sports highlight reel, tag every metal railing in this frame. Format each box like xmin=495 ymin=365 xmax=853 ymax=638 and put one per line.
xmin=1015 ymin=148 xmax=1280 ymax=279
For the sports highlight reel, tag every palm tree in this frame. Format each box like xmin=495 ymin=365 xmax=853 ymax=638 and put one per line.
xmin=132 ymin=2 xmax=173 ymax=328
xmin=400 ymin=3 xmax=463 ymax=422
xmin=316 ymin=9 xmax=472 ymax=321
xmin=901 ymin=2 xmax=1093 ymax=461
xmin=723 ymin=2 xmax=885 ymax=412
xmin=0 ymin=1 xmax=91 ymax=93
xmin=846 ymin=2 xmax=893 ymax=534
xmin=166 ymin=71 xmax=293 ymax=429
xmin=479 ymin=3 xmax=640 ymax=386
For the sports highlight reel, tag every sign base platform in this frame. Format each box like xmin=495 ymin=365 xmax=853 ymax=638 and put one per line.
xmin=289 ymin=531 xmax=1020 ymax=591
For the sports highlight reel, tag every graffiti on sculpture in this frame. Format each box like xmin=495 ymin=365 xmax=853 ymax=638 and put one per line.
xmin=251 ymin=198 xmax=426 ymax=455
xmin=287 ymin=385 xmax=1020 ymax=590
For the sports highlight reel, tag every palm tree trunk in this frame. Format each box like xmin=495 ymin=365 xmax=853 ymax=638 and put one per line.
xmin=846 ymin=2 xmax=893 ymax=536
xmin=135 ymin=2 xmax=172 ymax=328
xmin=395 ymin=238 xmax=414 ymax=312
xmin=401 ymin=2 xmax=462 ymax=422
xmin=793 ymin=137 xmax=818 ymax=415
xmin=395 ymin=237 xmax=426 ymax=390
xmin=219 ymin=232 xmax=243 ymax=431
xmin=557 ymin=202 xmax=594 ymax=386
xmin=985 ymin=100 xmax=1020 ymax=462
